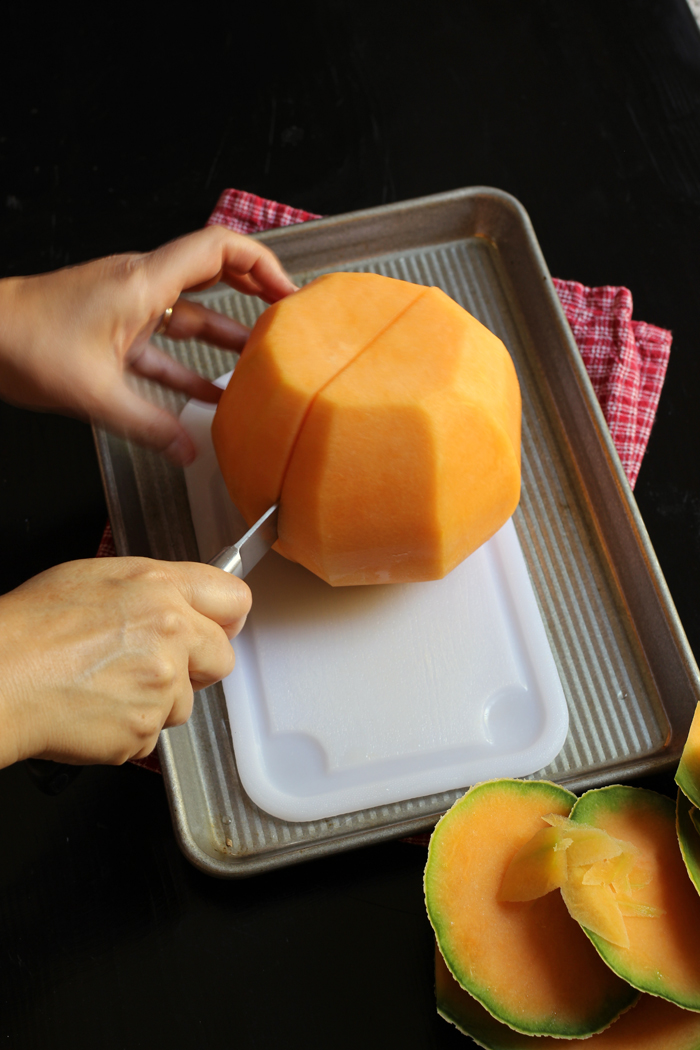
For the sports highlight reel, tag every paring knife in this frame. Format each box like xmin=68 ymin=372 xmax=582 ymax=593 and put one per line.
xmin=208 ymin=503 xmax=279 ymax=579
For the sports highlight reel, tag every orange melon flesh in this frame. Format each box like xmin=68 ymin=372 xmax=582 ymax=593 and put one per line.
xmin=570 ymin=785 xmax=700 ymax=1010
xmin=212 ymin=272 xmax=423 ymax=523
xmin=676 ymin=703 xmax=700 ymax=810
xmin=424 ymin=780 xmax=637 ymax=1038
xmin=435 ymin=946 xmax=700 ymax=1050
xmin=212 ymin=271 xmax=521 ymax=586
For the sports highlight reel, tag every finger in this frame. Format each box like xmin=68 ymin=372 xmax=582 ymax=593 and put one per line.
xmin=146 ymin=227 xmax=297 ymax=309
xmin=133 ymin=675 xmax=194 ymax=744
xmin=91 ymin=381 xmax=197 ymax=466
xmin=164 ymin=299 xmax=250 ymax=351
xmin=151 ymin=561 xmax=252 ymax=632
xmin=183 ymin=267 xmax=223 ymax=293
xmin=187 ymin=618 xmax=236 ymax=690
xmin=160 ymin=683 xmax=194 ymax=730
xmin=129 ymin=343 xmax=224 ymax=404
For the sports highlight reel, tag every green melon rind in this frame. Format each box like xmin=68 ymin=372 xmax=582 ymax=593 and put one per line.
xmin=676 ymin=788 xmax=700 ymax=897
xmin=425 ymin=778 xmax=636 ymax=1040
xmin=676 ymin=759 xmax=700 ymax=812
xmin=570 ymin=785 xmax=700 ymax=1012
xmin=435 ymin=947 xmax=641 ymax=1050
xmin=436 ymin=946 xmax=552 ymax=1049
xmin=675 ymin=703 xmax=700 ymax=811
xmin=437 ymin=980 xmax=541 ymax=1048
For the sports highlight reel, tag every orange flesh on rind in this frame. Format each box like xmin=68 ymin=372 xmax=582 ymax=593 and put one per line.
xmin=676 ymin=788 xmax=700 ymax=898
xmin=677 ymin=703 xmax=700 ymax=810
xmin=435 ymin=945 xmax=700 ymax=1050
xmin=571 ymin=785 xmax=700 ymax=1010
xmin=425 ymin=779 xmax=637 ymax=1038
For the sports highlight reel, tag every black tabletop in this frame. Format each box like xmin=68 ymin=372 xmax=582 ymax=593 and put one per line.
xmin=1 ymin=2 xmax=699 ymax=1046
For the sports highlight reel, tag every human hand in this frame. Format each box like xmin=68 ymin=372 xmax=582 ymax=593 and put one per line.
xmin=0 ymin=557 xmax=251 ymax=767
xmin=0 ymin=226 xmax=297 ymax=464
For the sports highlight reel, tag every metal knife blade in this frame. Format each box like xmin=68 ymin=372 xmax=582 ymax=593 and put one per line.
xmin=208 ymin=503 xmax=279 ymax=579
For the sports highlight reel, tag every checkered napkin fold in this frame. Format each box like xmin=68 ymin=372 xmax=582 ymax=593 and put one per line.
xmin=107 ymin=188 xmax=671 ymax=776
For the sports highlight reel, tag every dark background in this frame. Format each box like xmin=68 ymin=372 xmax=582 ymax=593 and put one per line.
xmin=0 ymin=1 xmax=698 ymax=1046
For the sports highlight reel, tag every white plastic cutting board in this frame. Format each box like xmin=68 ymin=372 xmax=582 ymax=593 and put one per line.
xmin=181 ymin=375 xmax=568 ymax=822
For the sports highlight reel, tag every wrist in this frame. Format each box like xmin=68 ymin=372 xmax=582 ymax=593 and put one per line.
xmin=0 ymin=589 xmax=44 ymax=768
xmin=0 ymin=276 xmax=31 ymax=406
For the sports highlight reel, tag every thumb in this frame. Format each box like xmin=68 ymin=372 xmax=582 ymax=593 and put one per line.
xmin=92 ymin=380 xmax=196 ymax=465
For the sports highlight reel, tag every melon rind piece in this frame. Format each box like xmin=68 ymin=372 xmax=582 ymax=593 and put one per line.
xmin=570 ymin=785 xmax=700 ymax=1011
xmin=435 ymin=945 xmax=700 ymax=1050
xmin=424 ymin=779 xmax=638 ymax=1039
xmin=676 ymin=703 xmax=700 ymax=810
xmin=676 ymin=788 xmax=700 ymax=897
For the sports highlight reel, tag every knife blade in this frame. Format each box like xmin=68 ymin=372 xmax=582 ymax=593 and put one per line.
xmin=208 ymin=503 xmax=279 ymax=579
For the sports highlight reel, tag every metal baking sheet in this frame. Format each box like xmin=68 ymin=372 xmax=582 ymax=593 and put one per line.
xmin=94 ymin=187 xmax=700 ymax=877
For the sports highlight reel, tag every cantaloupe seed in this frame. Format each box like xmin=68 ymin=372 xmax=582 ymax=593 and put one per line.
xmin=561 ymin=865 xmax=630 ymax=949
xmin=425 ymin=779 xmax=637 ymax=1039
xmin=542 ymin=814 xmax=629 ymax=867
xmin=571 ymin=785 xmax=700 ymax=1011
xmin=435 ymin=944 xmax=700 ymax=1050
xmin=498 ymin=825 xmax=571 ymax=902
xmin=676 ymin=702 xmax=700 ymax=810
xmin=615 ymin=897 xmax=665 ymax=919
xmin=503 ymin=814 xmax=657 ymax=941
xmin=583 ymin=850 xmax=637 ymax=888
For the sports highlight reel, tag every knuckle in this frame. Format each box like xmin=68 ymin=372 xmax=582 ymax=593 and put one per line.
xmin=141 ymin=652 xmax=179 ymax=691
xmin=166 ymin=694 xmax=194 ymax=728
xmin=155 ymin=607 xmax=186 ymax=639
xmin=131 ymin=707 xmax=165 ymax=743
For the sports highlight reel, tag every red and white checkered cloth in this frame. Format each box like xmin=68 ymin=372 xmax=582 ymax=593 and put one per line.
xmin=207 ymin=188 xmax=320 ymax=235
xmin=108 ymin=188 xmax=671 ymax=777
xmin=552 ymin=279 xmax=671 ymax=488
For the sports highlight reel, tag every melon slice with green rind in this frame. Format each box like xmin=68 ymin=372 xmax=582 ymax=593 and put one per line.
xmin=676 ymin=788 xmax=700 ymax=897
xmin=435 ymin=944 xmax=700 ymax=1050
xmin=570 ymin=785 xmax=700 ymax=1010
xmin=425 ymin=779 xmax=638 ymax=1039
xmin=676 ymin=703 xmax=700 ymax=810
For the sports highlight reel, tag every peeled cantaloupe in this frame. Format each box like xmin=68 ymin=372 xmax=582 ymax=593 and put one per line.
xmin=435 ymin=945 xmax=700 ymax=1050
xmin=568 ymin=785 xmax=700 ymax=1011
xmin=676 ymin=703 xmax=700 ymax=810
xmin=424 ymin=779 xmax=637 ymax=1039
xmin=212 ymin=271 xmax=521 ymax=586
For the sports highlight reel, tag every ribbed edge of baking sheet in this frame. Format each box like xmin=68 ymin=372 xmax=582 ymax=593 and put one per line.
xmin=95 ymin=188 xmax=697 ymax=876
